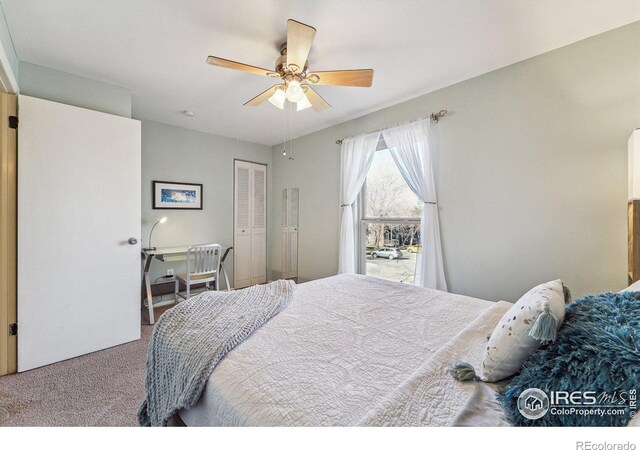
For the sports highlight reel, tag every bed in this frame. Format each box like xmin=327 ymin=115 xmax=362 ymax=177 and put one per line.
xmin=177 ymin=274 xmax=514 ymax=426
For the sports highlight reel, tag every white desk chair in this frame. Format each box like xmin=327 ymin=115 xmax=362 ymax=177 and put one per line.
xmin=175 ymin=243 xmax=221 ymax=302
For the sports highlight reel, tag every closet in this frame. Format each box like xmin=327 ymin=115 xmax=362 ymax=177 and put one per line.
xmin=281 ymin=188 xmax=299 ymax=279
xmin=234 ymin=160 xmax=267 ymax=289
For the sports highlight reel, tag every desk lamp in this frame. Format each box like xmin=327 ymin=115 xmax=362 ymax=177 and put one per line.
xmin=143 ymin=217 xmax=167 ymax=252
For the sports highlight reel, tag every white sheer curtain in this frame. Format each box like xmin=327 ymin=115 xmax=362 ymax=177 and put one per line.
xmin=381 ymin=118 xmax=447 ymax=291
xmin=338 ymin=132 xmax=381 ymax=274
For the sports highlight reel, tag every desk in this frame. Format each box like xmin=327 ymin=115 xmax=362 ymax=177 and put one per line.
xmin=141 ymin=245 xmax=231 ymax=324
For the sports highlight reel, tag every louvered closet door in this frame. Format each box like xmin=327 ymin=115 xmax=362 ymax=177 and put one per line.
xmin=251 ymin=164 xmax=267 ymax=285
xmin=289 ymin=188 xmax=299 ymax=278
xmin=234 ymin=160 xmax=267 ymax=289
xmin=234 ymin=161 xmax=252 ymax=288
xmin=281 ymin=188 xmax=299 ymax=279
xmin=281 ymin=189 xmax=290 ymax=278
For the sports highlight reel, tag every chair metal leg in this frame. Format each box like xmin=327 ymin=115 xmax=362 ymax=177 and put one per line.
xmin=174 ymin=278 xmax=179 ymax=302
xmin=186 ymin=282 xmax=190 ymax=300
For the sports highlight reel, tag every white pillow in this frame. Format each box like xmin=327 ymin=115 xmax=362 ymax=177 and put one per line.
xmin=622 ymin=279 xmax=640 ymax=292
xmin=480 ymin=280 xmax=567 ymax=382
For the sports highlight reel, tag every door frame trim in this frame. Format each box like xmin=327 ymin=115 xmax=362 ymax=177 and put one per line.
xmin=0 ymin=37 xmax=18 ymax=95
xmin=0 ymin=92 xmax=17 ymax=376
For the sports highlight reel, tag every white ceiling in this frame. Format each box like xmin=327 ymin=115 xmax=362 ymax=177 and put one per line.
xmin=2 ymin=0 xmax=639 ymax=146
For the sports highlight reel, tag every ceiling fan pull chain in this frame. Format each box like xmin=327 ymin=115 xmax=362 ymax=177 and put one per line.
xmin=289 ymin=102 xmax=294 ymax=161
xmin=282 ymin=101 xmax=287 ymax=156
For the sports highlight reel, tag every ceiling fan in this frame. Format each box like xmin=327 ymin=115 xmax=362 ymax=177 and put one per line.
xmin=206 ymin=19 xmax=374 ymax=112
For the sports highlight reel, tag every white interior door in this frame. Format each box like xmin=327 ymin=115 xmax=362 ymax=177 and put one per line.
xmin=17 ymin=95 xmax=141 ymax=372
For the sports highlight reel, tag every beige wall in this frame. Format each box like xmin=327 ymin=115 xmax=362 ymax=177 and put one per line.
xmin=270 ymin=22 xmax=640 ymax=301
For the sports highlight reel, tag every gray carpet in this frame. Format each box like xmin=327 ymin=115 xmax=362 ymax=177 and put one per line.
xmin=0 ymin=325 xmax=152 ymax=426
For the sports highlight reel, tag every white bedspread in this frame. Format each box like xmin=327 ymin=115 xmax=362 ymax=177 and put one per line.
xmin=179 ymin=274 xmax=511 ymax=426
xmin=359 ymin=301 xmax=510 ymax=426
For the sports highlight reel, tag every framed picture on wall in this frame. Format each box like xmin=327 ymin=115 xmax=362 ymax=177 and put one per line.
xmin=152 ymin=181 xmax=203 ymax=210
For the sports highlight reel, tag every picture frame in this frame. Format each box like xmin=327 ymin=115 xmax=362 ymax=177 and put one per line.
xmin=152 ymin=180 xmax=203 ymax=210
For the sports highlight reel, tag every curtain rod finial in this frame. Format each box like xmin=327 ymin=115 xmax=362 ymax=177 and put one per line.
xmin=430 ymin=110 xmax=448 ymax=123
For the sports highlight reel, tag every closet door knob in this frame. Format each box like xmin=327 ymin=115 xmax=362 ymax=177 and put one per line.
xmin=128 ymin=237 xmax=138 ymax=245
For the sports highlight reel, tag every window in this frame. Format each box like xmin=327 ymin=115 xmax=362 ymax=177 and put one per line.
xmin=360 ymin=147 xmax=422 ymax=283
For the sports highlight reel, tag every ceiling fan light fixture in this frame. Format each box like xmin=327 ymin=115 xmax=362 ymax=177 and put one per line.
xmin=285 ymin=80 xmax=304 ymax=103
xmin=268 ymin=87 xmax=286 ymax=109
xmin=296 ymin=94 xmax=312 ymax=111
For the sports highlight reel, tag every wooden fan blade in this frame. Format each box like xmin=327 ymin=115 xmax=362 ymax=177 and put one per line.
xmin=286 ymin=19 xmax=316 ymax=74
xmin=206 ymin=56 xmax=277 ymax=77
xmin=304 ymin=86 xmax=331 ymax=112
xmin=244 ymin=85 xmax=280 ymax=107
xmin=306 ymin=69 xmax=374 ymax=87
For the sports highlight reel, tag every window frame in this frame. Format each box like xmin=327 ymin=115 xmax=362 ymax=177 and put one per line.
xmin=356 ymin=147 xmax=421 ymax=276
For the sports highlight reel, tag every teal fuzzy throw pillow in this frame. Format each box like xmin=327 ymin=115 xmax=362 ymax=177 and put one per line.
xmin=498 ymin=291 xmax=640 ymax=426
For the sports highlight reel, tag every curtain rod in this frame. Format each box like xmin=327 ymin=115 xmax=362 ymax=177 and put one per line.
xmin=335 ymin=110 xmax=448 ymax=145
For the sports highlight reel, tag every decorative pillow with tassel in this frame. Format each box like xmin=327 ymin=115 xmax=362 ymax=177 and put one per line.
xmin=479 ymin=280 xmax=571 ymax=382
xmin=498 ymin=290 xmax=640 ymax=426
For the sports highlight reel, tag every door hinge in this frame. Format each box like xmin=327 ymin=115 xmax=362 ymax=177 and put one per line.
xmin=8 ymin=115 xmax=18 ymax=129
xmin=8 ymin=323 xmax=17 ymax=336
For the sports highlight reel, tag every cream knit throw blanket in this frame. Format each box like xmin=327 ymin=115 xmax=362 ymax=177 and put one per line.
xmin=138 ymin=279 xmax=296 ymax=426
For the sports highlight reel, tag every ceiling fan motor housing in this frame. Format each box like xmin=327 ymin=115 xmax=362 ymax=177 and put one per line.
xmin=276 ymin=43 xmax=307 ymax=77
